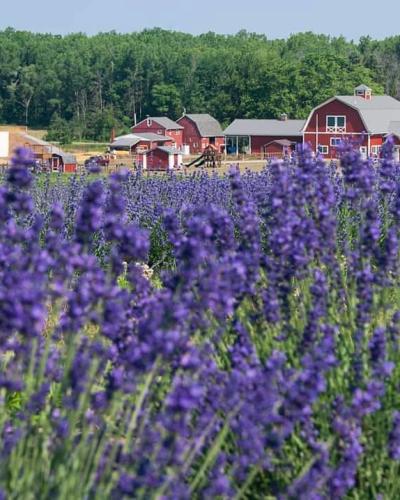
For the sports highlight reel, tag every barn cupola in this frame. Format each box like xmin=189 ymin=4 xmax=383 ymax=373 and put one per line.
xmin=354 ymin=84 xmax=372 ymax=100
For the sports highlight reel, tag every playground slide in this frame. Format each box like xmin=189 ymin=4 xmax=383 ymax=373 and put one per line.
xmin=186 ymin=154 xmax=205 ymax=167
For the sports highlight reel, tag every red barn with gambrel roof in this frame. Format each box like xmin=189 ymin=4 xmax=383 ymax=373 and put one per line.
xmin=132 ymin=117 xmax=184 ymax=149
xmin=177 ymin=114 xmax=224 ymax=154
xmin=303 ymin=85 xmax=400 ymax=159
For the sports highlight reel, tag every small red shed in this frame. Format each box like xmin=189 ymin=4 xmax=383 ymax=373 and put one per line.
xmin=132 ymin=117 xmax=184 ymax=149
xmin=263 ymin=139 xmax=296 ymax=159
xmin=177 ymin=113 xmax=224 ymax=154
xmin=139 ymin=146 xmax=183 ymax=171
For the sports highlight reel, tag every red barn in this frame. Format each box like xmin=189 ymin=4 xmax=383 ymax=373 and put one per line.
xmin=224 ymin=116 xmax=305 ymax=155
xmin=177 ymin=114 xmax=224 ymax=154
xmin=138 ymin=146 xmax=183 ymax=171
xmin=303 ymin=84 xmax=400 ymax=159
xmin=131 ymin=117 xmax=184 ymax=149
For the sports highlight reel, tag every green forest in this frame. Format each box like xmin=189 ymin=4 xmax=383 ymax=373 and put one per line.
xmin=0 ymin=28 xmax=399 ymax=142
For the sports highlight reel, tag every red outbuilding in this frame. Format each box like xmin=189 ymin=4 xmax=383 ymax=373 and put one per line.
xmin=263 ymin=139 xmax=296 ymax=159
xmin=302 ymin=84 xmax=400 ymax=159
xmin=177 ymin=113 xmax=224 ymax=154
xmin=132 ymin=117 xmax=184 ymax=149
xmin=138 ymin=146 xmax=183 ymax=171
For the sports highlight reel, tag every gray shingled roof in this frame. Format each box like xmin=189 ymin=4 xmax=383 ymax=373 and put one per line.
xmin=181 ymin=114 xmax=223 ymax=137
xmin=335 ymin=95 xmax=400 ymax=134
xmin=224 ymin=119 xmax=305 ymax=136
xmin=135 ymin=117 xmax=183 ymax=130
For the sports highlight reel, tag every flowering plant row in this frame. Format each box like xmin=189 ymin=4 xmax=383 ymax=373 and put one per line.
xmin=1 ymin=142 xmax=400 ymax=499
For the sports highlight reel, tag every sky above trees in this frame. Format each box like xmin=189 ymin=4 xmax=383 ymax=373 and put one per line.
xmin=1 ymin=0 xmax=400 ymax=40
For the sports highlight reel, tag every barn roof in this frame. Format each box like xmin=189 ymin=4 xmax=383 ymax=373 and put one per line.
xmin=111 ymin=134 xmax=142 ymax=148
xmin=355 ymin=84 xmax=372 ymax=92
xmin=110 ymin=133 xmax=173 ymax=148
xmin=303 ymin=95 xmax=400 ymax=134
xmin=134 ymin=117 xmax=183 ymax=130
xmin=264 ymin=139 xmax=295 ymax=147
xmin=388 ymin=121 xmax=400 ymax=136
xmin=21 ymin=134 xmax=76 ymax=163
xmin=156 ymin=146 xmax=181 ymax=154
xmin=135 ymin=132 xmax=173 ymax=141
xmin=181 ymin=114 xmax=223 ymax=137
xmin=338 ymin=96 xmax=400 ymax=134
xmin=224 ymin=119 xmax=305 ymax=137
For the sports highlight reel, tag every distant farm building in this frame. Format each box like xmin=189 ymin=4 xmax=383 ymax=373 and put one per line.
xmin=110 ymin=133 xmax=174 ymax=154
xmin=224 ymin=116 xmax=305 ymax=155
xmin=0 ymin=127 xmax=77 ymax=172
xmin=263 ymin=139 xmax=297 ymax=159
xmin=177 ymin=114 xmax=224 ymax=154
xmin=138 ymin=146 xmax=183 ymax=171
xmin=131 ymin=117 xmax=184 ymax=149
xmin=303 ymin=85 xmax=400 ymax=160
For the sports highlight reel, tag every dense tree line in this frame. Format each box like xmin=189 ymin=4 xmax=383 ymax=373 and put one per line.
xmin=0 ymin=28 xmax=399 ymax=142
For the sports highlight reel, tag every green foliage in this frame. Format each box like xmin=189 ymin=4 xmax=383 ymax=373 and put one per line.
xmin=0 ymin=28 xmax=396 ymax=138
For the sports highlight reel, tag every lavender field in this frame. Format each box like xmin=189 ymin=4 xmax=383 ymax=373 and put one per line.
xmin=2 ymin=142 xmax=400 ymax=499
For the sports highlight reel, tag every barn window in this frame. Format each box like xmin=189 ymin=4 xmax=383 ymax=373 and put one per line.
xmin=326 ymin=116 xmax=346 ymax=133
xmin=330 ymin=137 xmax=342 ymax=147
xmin=371 ymin=146 xmax=381 ymax=156
xmin=318 ymin=145 xmax=329 ymax=155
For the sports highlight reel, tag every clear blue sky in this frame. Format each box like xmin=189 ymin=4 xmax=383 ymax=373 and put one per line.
xmin=2 ymin=0 xmax=400 ymax=40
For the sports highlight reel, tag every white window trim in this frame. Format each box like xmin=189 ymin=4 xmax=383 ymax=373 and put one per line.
xmin=326 ymin=115 xmax=346 ymax=133
xmin=318 ymin=145 xmax=329 ymax=155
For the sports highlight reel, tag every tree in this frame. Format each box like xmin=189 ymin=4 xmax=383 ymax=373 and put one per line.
xmin=46 ymin=113 xmax=73 ymax=145
xmin=7 ymin=65 xmax=38 ymax=126
xmin=151 ymin=84 xmax=182 ymax=118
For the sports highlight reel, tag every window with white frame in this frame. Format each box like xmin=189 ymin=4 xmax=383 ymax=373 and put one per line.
xmin=326 ymin=115 xmax=346 ymax=133
xmin=318 ymin=145 xmax=329 ymax=155
xmin=371 ymin=146 xmax=381 ymax=156
xmin=330 ymin=137 xmax=342 ymax=147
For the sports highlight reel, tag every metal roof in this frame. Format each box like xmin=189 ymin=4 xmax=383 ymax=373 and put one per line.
xmin=389 ymin=121 xmax=400 ymax=136
xmin=335 ymin=96 xmax=400 ymax=134
xmin=224 ymin=119 xmax=305 ymax=137
xmin=180 ymin=114 xmax=223 ymax=137
xmin=134 ymin=117 xmax=183 ymax=130
xmin=21 ymin=134 xmax=76 ymax=163
xmin=154 ymin=146 xmax=181 ymax=154
xmin=264 ymin=139 xmax=295 ymax=147
xmin=355 ymin=84 xmax=372 ymax=91
xmin=110 ymin=134 xmax=142 ymax=148
xmin=134 ymin=132 xmax=173 ymax=142
xmin=110 ymin=132 xmax=172 ymax=149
